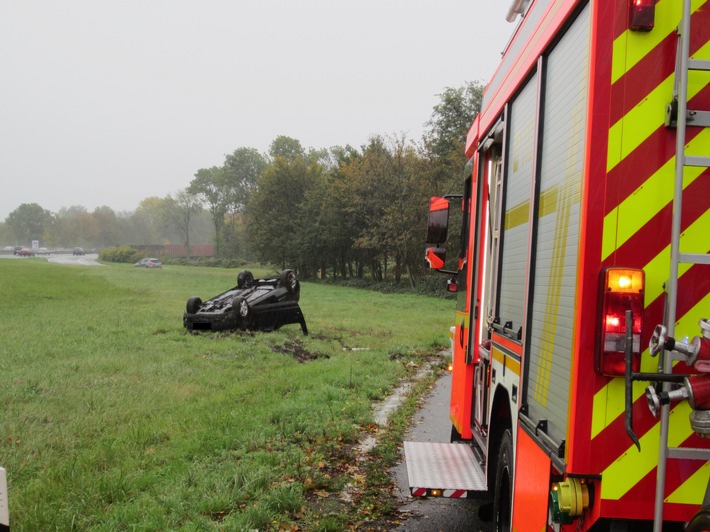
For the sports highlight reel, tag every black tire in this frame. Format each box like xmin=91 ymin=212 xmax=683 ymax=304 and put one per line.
xmin=237 ymin=270 xmax=254 ymax=288
xmin=493 ymin=429 xmax=513 ymax=532
xmin=279 ymin=269 xmax=298 ymax=295
xmin=186 ymin=296 xmax=202 ymax=314
xmin=450 ymin=424 xmax=463 ymax=443
xmin=686 ymin=509 xmax=710 ymax=532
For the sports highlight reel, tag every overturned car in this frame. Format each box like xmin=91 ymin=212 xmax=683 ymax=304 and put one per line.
xmin=183 ymin=269 xmax=308 ymax=335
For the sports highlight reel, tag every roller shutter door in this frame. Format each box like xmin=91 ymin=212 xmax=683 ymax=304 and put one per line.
xmin=526 ymin=4 xmax=590 ymax=445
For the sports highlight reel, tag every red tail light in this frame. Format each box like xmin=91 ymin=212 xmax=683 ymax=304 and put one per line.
xmin=597 ymin=268 xmax=645 ymax=376
xmin=629 ymin=0 xmax=655 ymax=31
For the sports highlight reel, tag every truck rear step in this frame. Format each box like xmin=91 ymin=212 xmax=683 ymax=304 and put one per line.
xmin=404 ymin=441 xmax=487 ymax=498
xmin=0 ymin=466 xmax=8 ymax=531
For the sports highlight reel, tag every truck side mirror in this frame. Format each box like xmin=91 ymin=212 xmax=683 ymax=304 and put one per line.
xmin=426 ymin=197 xmax=450 ymax=245
xmin=425 ymin=247 xmax=446 ymax=270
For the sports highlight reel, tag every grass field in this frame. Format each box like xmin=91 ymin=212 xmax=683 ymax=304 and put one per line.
xmin=0 ymin=259 xmax=454 ymax=530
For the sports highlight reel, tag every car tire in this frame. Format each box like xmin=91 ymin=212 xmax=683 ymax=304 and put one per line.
xmin=280 ymin=269 xmax=298 ymax=295
xmin=186 ymin=296 xmax=202 ymax=314
xmin=237 ymin=270 xmax=254 ymax=288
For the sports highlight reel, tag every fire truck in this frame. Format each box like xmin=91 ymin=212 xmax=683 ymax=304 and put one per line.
xmin=404 ymin=0 xmax=710 ymax=530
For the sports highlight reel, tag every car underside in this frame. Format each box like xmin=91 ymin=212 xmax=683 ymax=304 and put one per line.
xmin=183 ymin=269 xmax=308 ymax=335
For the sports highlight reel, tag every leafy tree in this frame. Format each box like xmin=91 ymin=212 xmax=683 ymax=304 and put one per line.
xmin=163 ymin=189 xmax=202 ymax=252
xmin=422 ymin=80 xmax=485 ymax=197
xmin=189 ymin=166 xmax=227 ymax=256
xmin=329 ymin=136 xmax=394 ymax=280
xmin=5 ymin=203 xmax=52 ymax=246
xmin=314 ymin=145 xmax=362 ymax=279
xmin=246 ymin=154 xmax=322 ymax=275
xmin=223 ymin=148 xmax=266 ymax=212
xmin=47 ymin=206 xmax=87 ymax=247
xmin=0 ymin=221 xmax=13 ymax=246
xmin=378 ymin=135 xmax=428 ymax=286
xmin=425 ymin=80 xmax=485 ymax=158
xmin=221 ymin=148 xmax=267 ymax=258
xmin=131 ymin=197 xmax=168 ymax=245
xmin=269 ymin=136 xmax=304 ymax=161
xmin=92 ymin=206 xmax=122 ymax=248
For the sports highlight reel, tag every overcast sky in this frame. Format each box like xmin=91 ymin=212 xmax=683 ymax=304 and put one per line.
xmin=0 ymin=1 xmax=514 ymax=220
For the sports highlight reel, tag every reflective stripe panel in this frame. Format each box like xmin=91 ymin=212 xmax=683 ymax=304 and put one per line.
xmin=593 ymin=0 xmax=710 ymax=512
xmin=601 ymin=403 xmax=695 ymax=500
xmin=610 ymin=0 xmax=708 ymax=84
xmin=666 ymin=461 xmax=710 ymax=504
xmin=602 ymin=130 xmax=709 ymax=261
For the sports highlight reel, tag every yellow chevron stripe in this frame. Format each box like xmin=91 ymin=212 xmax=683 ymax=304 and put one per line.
xmin=643 ymin=207 xmax=710 ymax=305
xmin=601 ymin=401 xmax=696 ymax=501
xmin=602 ymin=128 xmax=710 ymax=261
xmin=607 ymin=77 xmax=672 ymax=173
xmin=667 ymin=460 xmax=710 ymax=504
xmin=611 ymin=0 xmax=707 ymax=85
xmin=602 ymin=209 xmax=619 ymax=262
xmin=607 ymin=40 xmax=710 ymax=175
xmin=591 ymin=292 xmax=710 ymax=439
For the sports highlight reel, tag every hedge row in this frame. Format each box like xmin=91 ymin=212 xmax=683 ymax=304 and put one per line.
xmin=99 ymin=246 xmax=144 ymax=264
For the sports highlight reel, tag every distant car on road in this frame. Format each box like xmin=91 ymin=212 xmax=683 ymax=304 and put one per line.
xmin=36 ymin=247 xmax=50 ymax=256
xmin=73 ymin=247 xmax=85 ymax=256
xmin=135 ymin=258 xmax=162 ymax=269
xmin=16 ymin=248 xmax=34 ymax=257
xmin=183 ymin=269 xmax=308 ymax=334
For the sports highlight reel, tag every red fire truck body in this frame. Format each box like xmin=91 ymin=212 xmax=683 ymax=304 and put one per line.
xmin=406 ymin=0 xmax=710 ymax=529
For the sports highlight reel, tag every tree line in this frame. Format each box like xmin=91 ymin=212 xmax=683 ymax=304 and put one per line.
xmin=2 ymin=81 xmax=483 ymax=284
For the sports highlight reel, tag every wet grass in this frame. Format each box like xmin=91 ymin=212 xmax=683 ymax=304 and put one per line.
xmin=0 ymin=259 xmax=453 ymax=530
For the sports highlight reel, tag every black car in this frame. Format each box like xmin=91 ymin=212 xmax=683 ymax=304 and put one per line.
xmin=183 ymin=269 xmax=308 ymax=334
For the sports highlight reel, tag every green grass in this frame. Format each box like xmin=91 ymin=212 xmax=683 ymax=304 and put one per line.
xmin=0 ymin=260 xmax=454 ymax=530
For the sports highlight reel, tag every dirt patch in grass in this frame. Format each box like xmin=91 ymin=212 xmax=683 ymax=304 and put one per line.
xmin=272 ymin=339 xmax=325 ymax=363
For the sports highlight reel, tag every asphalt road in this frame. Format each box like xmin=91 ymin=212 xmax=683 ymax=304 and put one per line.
xmin=47 ymin=252 xmax=100 ymax=266
xmin=391 ymin=373 xmax=495 ymax=532
xmin=0 ymin=252 xmax=100 ymax=266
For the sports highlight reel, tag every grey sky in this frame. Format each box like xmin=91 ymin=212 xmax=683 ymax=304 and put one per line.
xmin=0 ymin=1 xmax=514 ymax=220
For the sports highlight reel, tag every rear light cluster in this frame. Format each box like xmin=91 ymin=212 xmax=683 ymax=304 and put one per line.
xmin=597 ymin=268 xmax=645 ymax=376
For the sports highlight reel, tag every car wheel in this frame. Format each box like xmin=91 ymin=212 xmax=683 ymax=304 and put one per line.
xmin=237 ymin=270 xmax=254 ymax=288
xmin=234 ymin=297 xmax=250 ymax=319
xmin=186 ymin=296 xmax=202 ymax=314
xmin=280 ymin=269 xmax=298 ymax=295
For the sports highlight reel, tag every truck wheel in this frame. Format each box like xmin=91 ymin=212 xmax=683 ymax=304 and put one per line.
xmin=450 ymin=425 xmax=462 ymax=443
xmin=186 ymin=296 xmax=202 ymax=314
xmin=685 ymin=509 xmax=710 ymax=532
xmin=493 ymin=429 xmax=513 ymax=531
xmin=237 ymin=270 xmax=254 ymax=288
